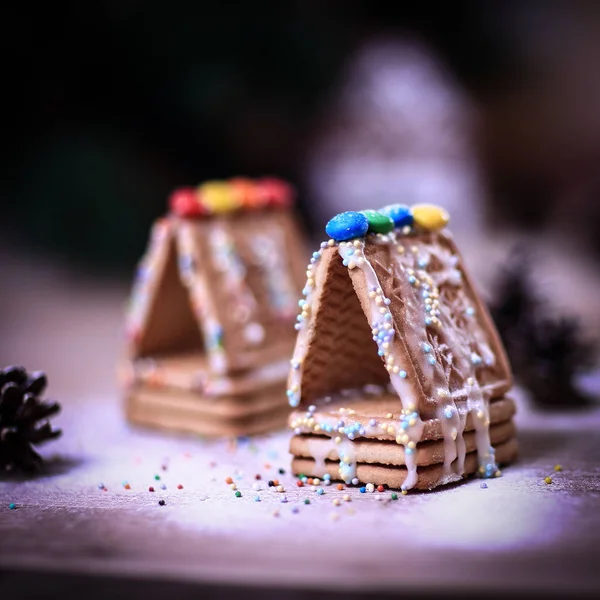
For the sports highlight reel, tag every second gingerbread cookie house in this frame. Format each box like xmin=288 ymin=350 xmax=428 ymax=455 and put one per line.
xmin=287 ymin=205 xmax=518 ymax=491
xmin=122 ymin=178 xmax=307 ymax=436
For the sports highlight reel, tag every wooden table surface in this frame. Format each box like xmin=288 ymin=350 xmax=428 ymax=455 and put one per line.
xmin=1 ymin=244 xmax=600 ymax=598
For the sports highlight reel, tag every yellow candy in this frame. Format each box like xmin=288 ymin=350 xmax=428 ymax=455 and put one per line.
xmin=198 ymin=181 xmax=240 ymax=213
xmin=411 ymin=204 xmax=450 ymax=232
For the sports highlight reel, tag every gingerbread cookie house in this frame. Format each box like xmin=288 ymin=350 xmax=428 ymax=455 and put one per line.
xmin=287 ymin=204 xmax=517 ymax=491
xmin=121 ymin=178 xmax=307 ymax=436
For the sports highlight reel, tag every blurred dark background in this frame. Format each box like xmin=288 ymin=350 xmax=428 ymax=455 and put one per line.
xmin=3 ymin=0 xmax=600 ymax=271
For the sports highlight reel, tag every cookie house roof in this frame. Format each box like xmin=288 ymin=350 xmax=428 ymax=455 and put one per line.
xmin=125 ymin=178 xmax=306 ymax=375
xmin=286 ymin=204 xmax=512 ymax=418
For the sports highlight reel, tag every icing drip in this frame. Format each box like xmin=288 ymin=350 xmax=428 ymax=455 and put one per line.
xmin=208 ymin=224 xmax=264 ymax=345
xmin=176 ymin=226 xmax=228 ymax=373
xmin=338 ymin=240 xmax=424 ymax=489
xmin=286 ymin=240 xmax=335 ymax=407
xmin=394 ymin=236 xmax=499 ymax=481
xmin=288 ymin=230 xmax=501 ymax=490
xmin=251 ymin=231 xmax=298 ymax=320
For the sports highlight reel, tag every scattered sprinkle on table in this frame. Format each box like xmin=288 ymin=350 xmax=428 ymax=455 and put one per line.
xmin=235 ymin=491 xmax=242 ymax=497
xmin=391 ymin=493 xmax=398 ymax=500
xmin=304 ymin=498 xmax=310 ymax=505
xmin=343 ymin=494 xmax=351 ymax=502
xmin=254 ymin=495 xmax=261 ymax=502
xmin=480 ymin=482 xmax=488 ymax=489
xmin=366 ymin=483 xmax=375 ymax=493
xmin=225 ymin=477 xmax=233 ymax=484
xmin=317 ymin=488 xmax=324 ymax=496
xmin=359 ymin=487 xmax=366 ymax=493
xmin=177 ymin=484 xmax=183 ymax=489
xmin=333 ymin=498 xmax=341 ymax=506
xmin=9 ymin=503 xmax=16 ymax=510
xmin=154 ymin=475 xmax=161 ymax=481
xmin=554 ymin=464 xmax=563 ymax=472
xmin=149 ymin=486 xmax=155 ymax=492
xmin=161 ymin=484 xmax=167 ymax=490
xmin=276 ymin=485 xmax=284 ymax=493
xmin=336 ymin=483 xmax=344 ymax=491
xmin=291 ymin=506 xmax=299 ymax=514
xmin=278 ymin=468 xmax=285 ymax=474
xmin=544 ymin=476 xmax=553 ymax=484
xmin=377 ymin=485 xmax=385 ymax=493
xmin=158 ymin=500 xmax=166 ymax=506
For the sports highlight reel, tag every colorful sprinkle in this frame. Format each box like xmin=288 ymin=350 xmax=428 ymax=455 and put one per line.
xmin=158 ymin=500 xmax=166 ymax=506
xmin=149 ymin=486 xmax=155 ymax=492
xmin=235 ymin=491 xmax=242 ymax=497
xmin=544 ymin=476 xmax=553 ymax=485
xmin=8 ymin=503 xmax=16 ymax=510
xmin=177 ymin=484 xmax=183 ymax=490
xmin=365 ymin=483 xmax=375 ymax=493
xmin=317 ymin=488 xmax=325 ymax=496
xmin=391 ymin=493 xmax=398 ymax=500
xmin=304 ymin=498 xmax=311 ymax=505
xmin=554 ymin=465 xmax=563 ymax=472
xmin=377 ymin=485 xmax=385 ymax=493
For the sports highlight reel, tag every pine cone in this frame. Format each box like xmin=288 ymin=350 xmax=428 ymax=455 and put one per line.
xmin=0 ymin=366 xmax=62 ymax=472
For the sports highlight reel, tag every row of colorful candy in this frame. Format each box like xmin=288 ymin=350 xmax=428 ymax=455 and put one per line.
xmin=325 ymin=203 xmax=450 ymax=242
xmin=169 ymin=177 xmax=294 ymax=218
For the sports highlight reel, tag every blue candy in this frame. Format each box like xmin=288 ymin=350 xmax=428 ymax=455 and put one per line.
xmin=325 ymin=211 xmax=369 ymax=241
xmin=379 ymin=204 xmax=413 ymax=228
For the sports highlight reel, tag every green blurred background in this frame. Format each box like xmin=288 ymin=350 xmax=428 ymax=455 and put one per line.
xmin=3 ymin=0 xmax=600 ymax=273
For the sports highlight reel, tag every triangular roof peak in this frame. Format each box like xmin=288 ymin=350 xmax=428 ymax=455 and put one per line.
xmin=287 ymin=204 xmax=512 ymax=419
xmin=125 ymin=178 xmax=306 ymax=376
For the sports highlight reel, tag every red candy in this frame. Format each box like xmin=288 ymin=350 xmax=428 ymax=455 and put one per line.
xmin=257 ymin=177 xmax=294 ymax=208
xmin=169 ymin=187 xmax=207 ymax=218
xmin=377 ymin=485 xmax=385 ymax=493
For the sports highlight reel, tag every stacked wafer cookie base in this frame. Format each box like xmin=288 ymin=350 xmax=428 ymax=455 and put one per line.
xmin=289 ymin=394 xmax=518 ymax=490
xmin=123 ymin=353 xmax=290 ymax=437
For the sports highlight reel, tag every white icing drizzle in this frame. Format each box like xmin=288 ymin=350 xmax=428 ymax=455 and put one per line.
xmin=251 ymin=231 xmax=298 ymax=320
xmin=393 ymin=236 xmax=499 ymax=481
xmin=287 ymin=240 xmax=335 ymax=407
xmin=176 ymin=226 xmax=228 ymax=374
xmin=338 ymin=239 xmax=424 ymax=489
xmin=126 ymin=219 xmax=171 ymax=342
xmin=288 ymin=230 xmax=501 ymax=490
xmin=208 ymin=223 xmax=264 ymax=346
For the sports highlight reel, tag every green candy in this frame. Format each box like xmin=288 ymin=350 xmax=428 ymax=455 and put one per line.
xmin=361 ymin=210 xmax=394 ymax=234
